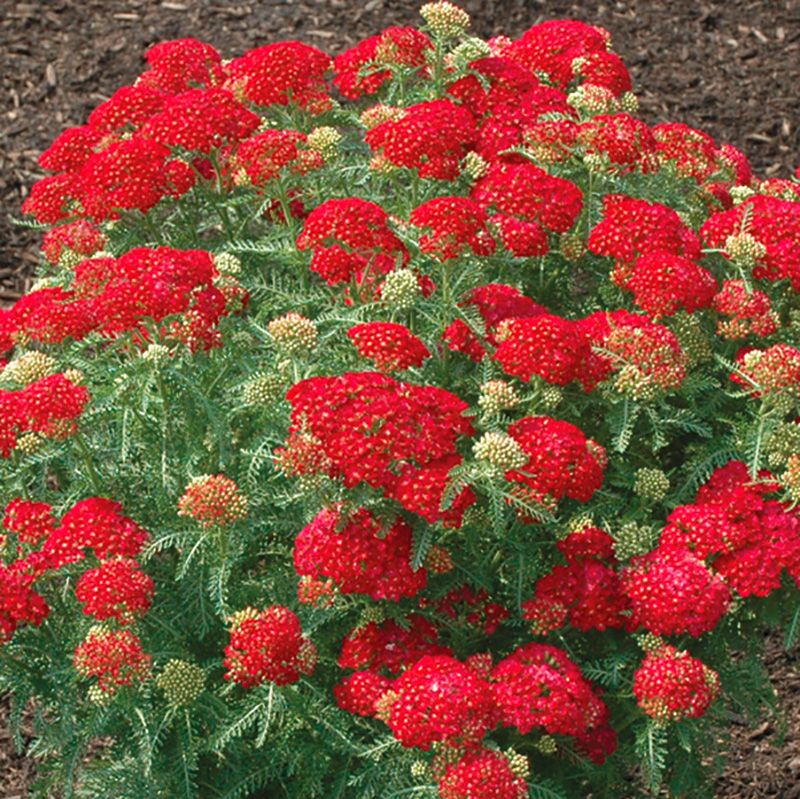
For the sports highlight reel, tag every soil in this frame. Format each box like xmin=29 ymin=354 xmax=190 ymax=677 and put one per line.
xmin=0 ymin=0 xmax=799 ymax=796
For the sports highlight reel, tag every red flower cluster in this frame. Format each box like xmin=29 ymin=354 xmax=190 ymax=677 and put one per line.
xmin=523 ymin=527 xmax=630 ymax=634
xmin=505 ymin=416 xmax=607 ymax=505
xmin=731 ymin=344 xmax=800 ymax=396
xmin=177 ymin=474 xmax=249 ymax=527
xmin=438 ymin=750 xmax=527 ymax=799
xmin=334 ymin=26 xmax=431 ymax=99
xmin=7 ymin=247 xmax=239 ymax=353
xmin=579 ymin=113 xmax=658 ymax=173
xmin=3 ymin=500 xmax=56 ymax=546
xmin=225 ymin=41 xmax=332 ymax=113
xmin=293 ymin=506 xmax=427 ymax=601
xmin=347 ymin=322 xmax=430 ymax=372
xmin=232 ymin=129 xmax=319 ymax=187
xmin=75 ymin=558 xmax=154 ymax=623
xmin=41 ymin=220 xmax=106 ymax=265
xmin=410 ymin=197 xmax=496 ymax=260
xmin=491 ymin=643 xmax=610 ymax=739
xmin=701 ymin=196 xmax=800 ymax=286
xmin=588 ymin=194 xmax=702 ymax=280
xmin=653 ymin=123 xmax=719 ymax=183
xmin=285 ymin=370 xmax=472 ymax=495
xmin=623 ymin=251 xmax=717 ymax=318
xmin=365 ymin=99 xmax=477 ymax=180
xmin=506 ymin=20 xmax=630 ymax=96
xmin=223 ymin=606 xmax=316 ymax=688
xmin=494 ymin=313 xmax=587 ymax=386
xmin=633 ymin=645 xmax=720 ymax=721
xmin=296 ymin=198 xmax=408 ymax=285
xmin=622 ymin=545 xmax=731 ymax=636
xmin=0 ymin=373 xmax=89 ymax=456
xmin=74 ymin=627 xmax=151 ymax=691
xmin=712 ymin=280 xmax=777 ymax=340
xmin=386 ymin=655 xmax=496 ymax=749
xmin=472 ymin=160 xmax=583 ymax=255
xmin=44 ymin=497 xmax=150 ymax=569
xmin=0 ymin=564 xmax=49 ymax=643
xmin=660 ymin=461 xmax=800 ymax=598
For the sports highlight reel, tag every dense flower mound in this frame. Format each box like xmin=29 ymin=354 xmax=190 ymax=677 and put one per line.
xmin=223 ymin=606 xmax=317 ymax=688
xmin=633 ymin=645 xmax=720 ymax=722
xmin=293 ymin=506 xmax=427 ymax=600
xmin=5 ymin=4 xmax=800 ymax=797
xmin=73 ymin=627 xmax=151 ymax=692
xmin=491 ymin=643 xmax=610 ymax=740
xmin=438 ymin=749 xmax=528 ymax=799
xmin=385 ymin=654 xmax=496 ymax=749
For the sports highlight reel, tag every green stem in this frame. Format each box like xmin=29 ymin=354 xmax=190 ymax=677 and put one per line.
xmin=74 ymin=432 xmax=104 ymax=495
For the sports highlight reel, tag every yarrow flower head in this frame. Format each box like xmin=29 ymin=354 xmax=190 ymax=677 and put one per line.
xmin=74 ymin=627 xmax=151 ymax=693
xmin=347 ymin=322 xmax=430 ymax=372
xmin=438 ymin=749 xmax=528 ymax=799
xmin=177 ymin=474 xmax=249 ymax=526
xmin=75 ymin=558 xmax=154 ymax=623
xmin=223 ymin=605 xmax=316 ymax=688
xmin=633 ymin=645 xmax=720 ymax=722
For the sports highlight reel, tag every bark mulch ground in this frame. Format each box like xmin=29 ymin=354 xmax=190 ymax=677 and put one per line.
xmin=1 ymin=0 xmax=799 ymax=796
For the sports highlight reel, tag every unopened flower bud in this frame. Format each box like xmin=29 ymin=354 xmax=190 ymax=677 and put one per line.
xmin=420 ymin=1 xmax=470 ymax=38
xmin=473 ymin=431 xmax=528 ymax=470
xmin=268 ymin=312 xmax=318 ymax=356
xmin=307 ymin=126 xmax=342 ymax=159
xmin=177 ymin=474 xmax=249 ymax=526
xmin=156 ymin=659 xmax=205 ymax=707
xmin=213 ymin=252 xmax=242 ymax=275
xmin=141 ymin=344 xmax=172 ymax=365
xmin=381 ymin=269 xmax=420 ymax=310
xmin=504 ymin=749 xmax=530 ymax=779
xmin=613 ymin=521 xmax=657 ymax=560
xmin=478 ymin=380 xmax=519 ymax=413
xmin=633 ymin=468 xmax=670 ymax=502
xmin=242 ymin=373 xmax=284 ymax=406
xmin=2 ymin=351 xmax=58 ymax=387
xmin=462 ymin=151 xmax=489 ymax=180
xmin=536 ymin=735 xmax=557 ymax=755
xmin=724 ymin=232 xmax=766 ymax=269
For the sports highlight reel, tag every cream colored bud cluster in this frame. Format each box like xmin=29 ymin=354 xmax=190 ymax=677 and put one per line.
xmin=462 ymin=151 xmax=489 ymax=181
xmin=307 ymin=126 xmax=342 ymax=159
xmin=724 ymin=232 xmax=766 ymax=269
xmin=2 ymin=351 xmax=58 ymax=387
xmin=766 ymin=422 xmax=800 ymax=468
xmin=156 ymin=659 xmax=206 ymax=707
xmin=420 ymin=1 xmax=470 ymax=38
xmin=473 ymin=431 xmax=528 ymax=471
xmin=613 ymin=521 xmax=657 ymax=561
xmin=504 ymin=748 xmax=530 ymax=779
xmin=141 ymin=344 xmax=172 ymax=365
xmin=633 ymin=467 xmax=670 ymax=502
xmin=213 ymin=252 xmax=242 ymax=275
xmin=360 ymin=104 xmax=404 ymax=130
xmin=447 ymin=37 xmax=491 ymax=67
xmin=535 ymin=735 xmax=558 ymax=755
xmin=478 ymin=380 xmax=520 ymax=414
xmin=268 ymin=312 xmax=318 ymax=356
xmin=670 ymin=312 xmax=712 ymax=367
xmin=730 ymin=185 xmax=757 ymax=205
xmin=241 ymin=373 xmax=284 ymax=406
xmin=635 ymin=631 xmax=665 ymax=654
xmin=540 ymin=385 xmax=564 ymax=409
xmin=381 ymin=269 xmax=420 ymax=310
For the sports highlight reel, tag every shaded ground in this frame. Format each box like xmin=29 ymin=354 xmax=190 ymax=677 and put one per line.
xmin=1 ymin=0 xmax=799 ymax=796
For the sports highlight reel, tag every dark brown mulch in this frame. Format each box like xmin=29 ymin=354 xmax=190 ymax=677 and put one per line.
xmin=1 ymin=0 xmax=799 ymax=796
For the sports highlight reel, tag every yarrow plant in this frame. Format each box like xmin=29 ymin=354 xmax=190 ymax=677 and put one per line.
xmin=2 ymin=4 xmax=800 ymax=797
